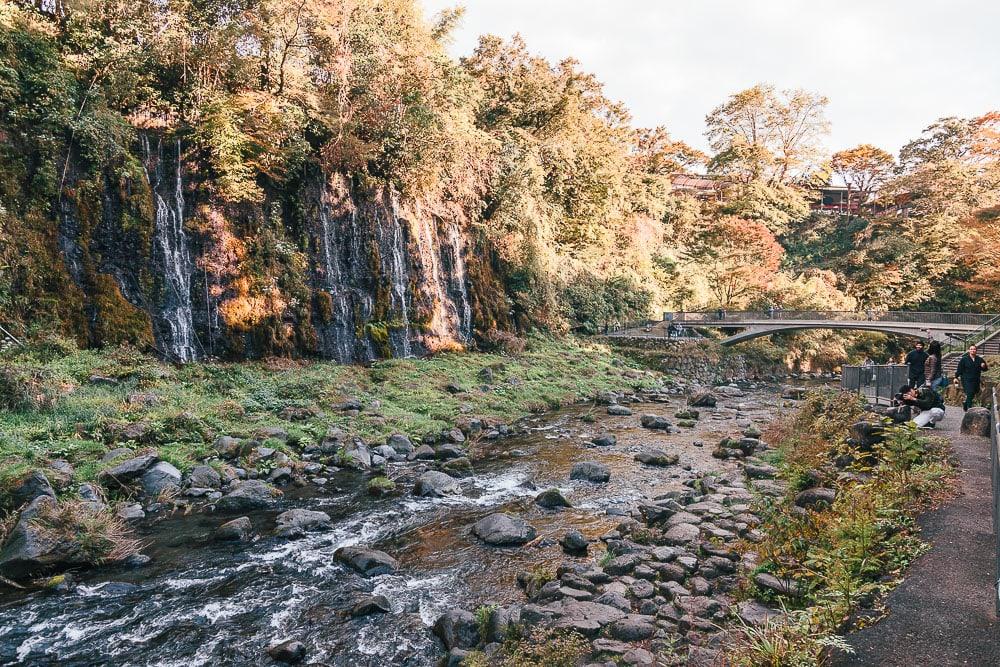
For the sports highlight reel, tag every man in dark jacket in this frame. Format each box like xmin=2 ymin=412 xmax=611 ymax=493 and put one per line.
xmin=899 ymin=384 xmax=946 ymax=427
xmin=904 ymin=341 xmax=928 ymax=387
xmin=955 ymin=344 xmax=989 ymax=411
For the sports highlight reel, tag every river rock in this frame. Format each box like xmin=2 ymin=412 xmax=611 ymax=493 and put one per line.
xmin=212 ymin=436 xmax=243 ymax=458
xmin=743 ymin=463 xmax=777 ymax=480
xmin=472 ymin=513 xmax=537 ymax=546
xmin=608 ymin=614 xmax=656 ymax=641
xmin=98 ymin=454 xmax=159 ymax=489
xmin=0 ymin=496 xmax=92 ymax=580
xmin=343 ymin=441 xmax=372 ymax=468
xmin=794 ymin=487 xmax=837 ymax=509
xmin=559 ymin=530 xmax=589 ymax=555
xmin=592 ymin=434 xmax=617 ymax=447
xmin=334 ymin=546 xmax=399 ymax=576
xmin=140 ymin=461 xmax=181 ymax=496
xmin=116 ymin=503 xmax=145 ymax=521
xmin=413 ymin=471 xmax=461 ymax=498
xmin=386 ymin=433 xmax=415 ymax=455
xmin=433 ymin=609 xmax=480 ymax=650
xmin=351 ymin=594 xmax=392 ymax=617
xmin=663 ymin=523 xmax=700 ymax=545
xmin=551 ymin=601 xmax=627 ymax=637
xmin=436 ymin=443 xmax=465 ymax=460
xmin=849 ymin=421 xmax=885 ymax=449
xmin=411 ymin=445 xmax=436 ymax=460
xmin=187 ymin=465 xmax=221 ymax=489
xmin=736 ymin=600 xmax=782 ymax=627
xmin=266 ymin=639 xmax=306 ymax=664
xmin=639 ymin=414 xmax=671 ymax=430
xmin=570 ymin=461 xmax=610 ymax=483
xmin=754 ymin=572 xmax=801 ymax=597
xmin=688 ymin=391 xmax=717 ymax=407
xmin=607 ymin=404 xmax=633 ymax=416
xmin=275 ymin=509 xmax=331 ymax=538
xmin=781 ymin=386 xmax=806 ymax=400
xmin=535 ymin=488 xmax=572 ymax=509
xmin=215 ymin=479 xmax=280 ymax=512
xmin=8 ymin=471 xmax=56 ymax=510
xmin=215 ymin=516 xmax=253 ymax=541
xmin=634 ymin=450 xmax=679 ymax=466
xmin=961 ymin=407 xmax=992 ymax=437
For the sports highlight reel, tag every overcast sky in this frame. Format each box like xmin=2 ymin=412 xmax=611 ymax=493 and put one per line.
xmin=421 ymin=0 xmax=1000 ymax=156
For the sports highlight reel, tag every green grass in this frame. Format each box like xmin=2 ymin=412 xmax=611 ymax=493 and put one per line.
xmin=0 ymin=335 xmax=655 ymax=500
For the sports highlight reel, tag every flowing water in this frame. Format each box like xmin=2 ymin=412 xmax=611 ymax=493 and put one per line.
xmin=0 ymin=387 xmax=787 ymax=666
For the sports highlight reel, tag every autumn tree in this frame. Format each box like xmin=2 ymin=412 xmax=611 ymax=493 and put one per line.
xmin=830 ymin=144 xmax=895 ymax=207
xmin=683 ymin=216 xmax=784 ymax=307
xmin=705 ymin=84 xmax=830 ymax=185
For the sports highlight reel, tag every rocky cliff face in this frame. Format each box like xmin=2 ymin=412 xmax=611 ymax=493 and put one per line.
xmin=55 ymin=132 xmax=490 ymax=363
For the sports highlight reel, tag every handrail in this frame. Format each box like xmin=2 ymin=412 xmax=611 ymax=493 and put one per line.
xmin=991 ymin=387 xmax=999 ymax=617
xmin=842 ymin=364 xmax=909 ymax=405
xmin=944 ymin=314 xmax=1000 ymax=355
xmin=669 ymin=310 xmax=998 ymax=327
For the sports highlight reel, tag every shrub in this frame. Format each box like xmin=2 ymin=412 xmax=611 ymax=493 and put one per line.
xmin=30 ymin=498 xmax=142 ymax=565
xmin=0 ymin=365 xmax=59 ymax=411
xmin=367 ymin=476 xmax=396 ymax=495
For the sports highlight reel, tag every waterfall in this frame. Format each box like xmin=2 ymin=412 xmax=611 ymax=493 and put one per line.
xmin=317 ymin=197 xmax=356 ymax=363
xmin=384 ymin=197 xmax=413 ymax=358
xmin=142 ymin=135 xmax=196 ymax=362
xmin=445 ymin=224 xmax=473 ymax=341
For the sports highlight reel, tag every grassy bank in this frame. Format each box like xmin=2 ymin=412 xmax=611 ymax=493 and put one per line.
xmin=727 ymin=391 xmax=956 ymax=665
xmin=0 ymin=335 xmax=657 ymax=502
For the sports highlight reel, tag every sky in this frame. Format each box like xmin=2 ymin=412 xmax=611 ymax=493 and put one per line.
xmin=420 ymin=0 xmax=1000 ymax=156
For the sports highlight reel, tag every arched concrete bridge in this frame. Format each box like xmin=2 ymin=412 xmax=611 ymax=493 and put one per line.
xmin=605 ymin=310 xmax=1000 ymax=348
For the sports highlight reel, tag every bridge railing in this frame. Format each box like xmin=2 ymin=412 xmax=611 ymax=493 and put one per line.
xmin=841 ymin=364 xmax=909 ymax=405
xmin=991 ymin=387 xmax=999 ymax=617
xmin=669 ymin=310 xmax=996 ymax=326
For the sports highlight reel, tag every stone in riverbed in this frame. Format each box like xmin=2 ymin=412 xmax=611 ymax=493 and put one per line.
xmin=187 ymin=465 xmax=221 ymax=489
xmin=551 ymin=601 xmax=628 ymax=637
xmin=386 ymin=433 xmax=415 ymax=455
xmin=334 ymin=546 xmax=399 ymax=576
xmin=351 ymin=594 xmax=392 ymax=617
xmin=472 ymin=513 xmax=536 ymax=546
xmin=414 ymin=471 xmax=461 ymax=498
xmin=736 ymin=600 xmax=783 ymax=627
xmin=0 ymin=496 xmax=92 ymax=579
xmin=688 ymin=391 xmax=717 ymax=407
xmin=634 ymin=450 xmax=679 ymax=467
xmin=214 ymin=516 xmax=253 ymax=541
xmin=432 ymin=609 xmax=480 ymax=650
xmin=559 ymin=530 xmax=589 ymax=555
xmin=961 ymin=407 xmax=991 ymax=437
xmin=140 ymin=461 xmax=181 ymax=497
xmin=535 ymin=488 xmax=572 ymax=509
xmin=274 ymin=509 xmax=331 ymax=538
xmin=607 ymin=404 xmax=633 ymax=416
xmin=663 ymin=522 xmax=700 ymax=545
xmin=570 ymin=461 xmax=610 ymax=483
xmin=214 ymin=479 xmax=281 ymax=512
xmin=98 ymin=454 xmax=158 ymax=489
xmin=592 ymin=434 xmax=617 ymax=447
xmin=743 ymin=463 xmax=777 ymax=479
xmin=266 ymin=639 xmax=306 ymax=664
xmin=607 ymin=614 xmax=656 ymax=641
xmin=8 ymin=471 xmax=56 ymax=509
xmin=754 ymin=572 xmax=801 ymax=597
xmin=639 ymin=414 xmax=671 ymax=430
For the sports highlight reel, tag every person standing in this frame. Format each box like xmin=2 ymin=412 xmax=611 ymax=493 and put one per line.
xmin=955 ymin=344 xmax=989 ymax=411
xmin=924 ymin=340 xmax=945 ymax=393
xmin=904 ymin=341 xmax=928 ymax=388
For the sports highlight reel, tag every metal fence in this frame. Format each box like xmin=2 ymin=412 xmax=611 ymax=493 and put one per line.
xmin=841 ymin=364 xmax=910 ymax=405
xmin=669 ymin=310 xmax=998 ymax=326
xmin=992 ymin=387 xmax=999 ymax=617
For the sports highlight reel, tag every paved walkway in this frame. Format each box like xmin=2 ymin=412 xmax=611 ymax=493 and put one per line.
xmin=832 ymin=410 xmax=999 ymax=666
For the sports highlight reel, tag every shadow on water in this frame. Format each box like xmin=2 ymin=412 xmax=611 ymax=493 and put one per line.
xmin=0 ymin=388 xmax=793 ymax=666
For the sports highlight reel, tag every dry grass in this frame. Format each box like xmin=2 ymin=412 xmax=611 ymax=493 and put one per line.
xmin=31 ymin=498 xmax=142 ymax=564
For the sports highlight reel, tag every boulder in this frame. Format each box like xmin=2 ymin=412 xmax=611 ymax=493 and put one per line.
xmin=570 ymin=461 xmax=610 ymax=483
xmin=961 ymin=407 xmax=992 ymax=437
xmin=98 ymin=454 xmax=159 ymax=489
xmin=274 ymin=509 xmax=331 ymax=538
xmin=267 ymin=466 xmax=294 ymax=485
xmin=607 ymin=614 xmax=656 ymax=641
xmin=436 ymin=443 xmax=465 ymax=460
xmin=386 ymin=433 xmax=415 ymax=455
xmin=743 ymin=463 xmax=777 ymax=480
xmin=187 ymin=465 xmax=221 ymax=489
xmin=794 ymin=487 xmax=837 ymax=509
xmin=607 ymin=405 xmax=633 ymax=416
xmin=215 ymin=479 xmax=280 ymax=512
xmin=559 ymin=530 xmax=589 ymax=555
xmin=413 ymin=471 xmax=461 ymax=498
xmin=639 ymin=414 xmax=671 ymax=430
xmin=432 ymin=609 xmax=480 ymax=650
xmin=754 ymin=572 xmax=801 ymax=597
xmin=736 ymin=600 xmax=782 ymax=627
xmin=116 ymin=503 xmax=145 ymax=521
xmin=472 ymin=513 xmax=537 ymax=546
xmin=351 ymin=594 xmax=392 ymax=617
xmin=411 ymin=445 xmax=436 ymax=461
xmin=215 ymin=516 xmax=253 ymax=542
xmin=8 ymin=471 xmax=56 ymax=509
xmin=334 ymin=546 xmax=399 ymax=576
xmin=781 ymin=386 xmax=807 ymax=400
xmin=551 ymin=601 xmax=627 ymax=637
xmin=140 ymin=461 xmax=182 ymax=496
xmin=535 ymin=488 xmax=572 ymax=509
xmin=212 ymin=436 xmax=243 ymax=458
xmin=343 ymin=441 xmax=372 ymax=468
xmin=849 ymin=421 xmax=885 ymax=449
xmin=0 ymin=496 xmax=91 ymax=580
xmin=592 ymin=434 xmax=617 ymax=447
xmin=266 ymin=639 xmax=306 ymax=664
xmin=688 ymin=391 xmax=717 ymax=408
xmin=663 ymin=523 xmax=700 ymax=546
xmin=634 ymin=450 xmax=679 ymax=467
